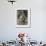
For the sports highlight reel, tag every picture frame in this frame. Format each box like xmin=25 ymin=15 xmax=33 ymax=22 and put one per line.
xmin=16 ymin=8 xmax=31 ymax=28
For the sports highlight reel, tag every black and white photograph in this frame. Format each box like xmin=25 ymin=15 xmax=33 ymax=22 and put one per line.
xmin=17 ymin=10 xmax=28 ymax=25
xmin=16 ymin=8 xmax=31 ymax=28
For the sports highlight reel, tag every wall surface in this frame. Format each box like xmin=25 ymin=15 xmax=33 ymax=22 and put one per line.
xmin=0 ymin=0 xmax=46 ymax=42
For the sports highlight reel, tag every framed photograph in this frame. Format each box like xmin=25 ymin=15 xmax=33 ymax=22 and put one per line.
xmin=16 ymin=8 xmax=31 ymax=28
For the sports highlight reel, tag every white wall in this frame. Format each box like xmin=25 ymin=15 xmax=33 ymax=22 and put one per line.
xmin=0 ymin=0 xmax=46 ymax=41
